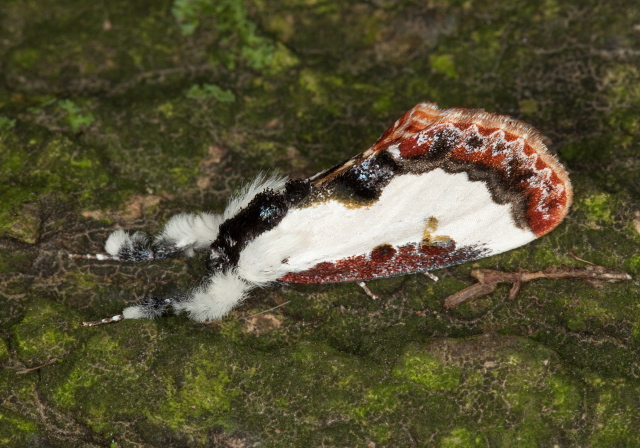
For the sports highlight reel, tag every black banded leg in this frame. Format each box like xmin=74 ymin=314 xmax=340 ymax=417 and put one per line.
xmin=122 ymin=295 xmax=179 ymax=319
xmin=69 ymin=230 xmax=155 ymax=263
xmin=69 ymin=230 xmax=186 ymax=263
xmin=109 ymin=231 xmax=154 ymax=262
xmin=80 ymin=314 xmax=125 ymax=327
xmin=153 ymin=212 xmax=223 ymax=258
xmin=70 ymin=213 xmax=222 ymax=263
xmin=80 ymin=294 xmax=183 ymax=327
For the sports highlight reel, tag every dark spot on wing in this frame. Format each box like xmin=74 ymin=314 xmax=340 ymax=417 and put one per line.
xmin=370 ymin=244 xmax=396 ymax=263
xmin=329 ymin=151 xmax=401 ymax=205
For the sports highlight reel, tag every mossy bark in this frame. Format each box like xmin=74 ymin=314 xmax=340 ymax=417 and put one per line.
xmin=1 ymin=0 xmax=639 ymax=446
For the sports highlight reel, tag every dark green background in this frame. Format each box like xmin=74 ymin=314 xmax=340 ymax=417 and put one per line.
xmin=1 ymin=0 xmax=639 ymax=446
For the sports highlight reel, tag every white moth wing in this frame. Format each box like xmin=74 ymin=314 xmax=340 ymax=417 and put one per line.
xmin=238 ymin=170 xmax=534 ymax=284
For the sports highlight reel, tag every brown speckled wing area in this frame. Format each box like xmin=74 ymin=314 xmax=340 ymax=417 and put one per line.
xmin=367 ymin=102 xmax=443 ymax=154
xmin=280 ymin=242 xmax=487 ymax=284
xmin=375 ymin=103 xmax=573 ymax=236
xmin=311 ymin=103 xmax=572 ymax=237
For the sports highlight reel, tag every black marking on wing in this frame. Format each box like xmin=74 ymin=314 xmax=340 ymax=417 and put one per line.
xmin=335 ymin=151 xmax=400 ymax=202
xmin=208 ymin=179 xmax=311 ymax=271
xmin=305 ymin=151 xmax=403 ymax=207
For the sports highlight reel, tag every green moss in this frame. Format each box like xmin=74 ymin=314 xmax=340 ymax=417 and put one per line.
xmin=547 ymin=375 xmax=583 ymax=422
xmin=10 ymin=47 xmax=41 ymax=70
xmin=152 ymin=346 xmax=239 ymax=433
xmin=2 ymin=0 xmax=640 ymax=445
xmin=626 ymin=253 xmax=640 ymax=273
xmin=57 ymin=99 xmax=95 ymax=132
xmin=47 ymin=327 xmax=244 ymax=444
xmin=566 ymin=317 xmax=587 ymax=332
xmin=0 ymin=116 xmax=16 ymax=131
xmin=186 ymin=83 xmax=236 ymax=102
xmin=0 ymin=339 xmax=9 ymax=364
xmin=169 ymin=165 xmax=198 ymax=186
xmin=234 ymin=340 xmax=391 ymax=444
xmin=354 ymin=384 xmax=408 ymax=419
xmin=0 ymin=128 xmax=111 ymax=240
xmin=426 ymin=336 xmax=584 ymax=445
xmin=12 ymin=298 xmax=81 ymax=365
xmin=603 ymin=64 xmax=640 ymax=117
xmin=440 ymin=427 xmax=483 ymax=448
xmin=263 ymin=42 xmax=299 ymax=75
xmin=429 ymin=54 xmax=459 ymax=79
xmin=0 ymin=408 xmax=40 ymax=446
xmin=51 ymin=323 xmax=160 ymax=410
xmin=0 ymin=197 xmax=39 ymax=243
xmin=298 ymin=69 xmax=325 ymax=104
xmin=586 ymin=374 xmax=640 ymax=447
xmin=155 ymin=101 xmax=175 ymax=118
xmin=393 ymin=343 xmax=461 ymax=391
xmin=263 ymin=13 xmax=296 ymax=42
xmin=519 ymin=99 xmax=539 ymax=116
xmin=172 ymin=0 xmax=275 ymax=70
xmin=580 ymin=193 xmax=616 ymax=228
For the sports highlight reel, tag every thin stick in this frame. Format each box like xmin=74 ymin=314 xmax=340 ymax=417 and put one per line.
xmin=16 ymin=358 xmax=59 ymax=374
xmin=242 ymin=301 xmax=291 ymax=320
xmin=444 ymin=266 xmax=632 ymax=309
xmin=567 ymin=249 xmax=596 ymax=266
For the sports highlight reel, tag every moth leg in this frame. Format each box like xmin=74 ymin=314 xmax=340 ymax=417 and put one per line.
xmin=69 ymin=212 xmax=223 ymax=263
xmin=68 ymin=230 xmax=152 ymax=262
xmin=357 ymin=281 xmax=380 ymax=300
xmin=81 ymin=295 xmax=180 ymax=327
xmin=152 ymin=212 xmax=223 ymax=259
xmin=171 ymin=270 xmax=252 ymax=322
xmin=422 ymin=271 xmax=439 ymax=282
xmin=81 ymin=270 xmax=254 ymax=326
xmin=80 ymin=314 xmax=125 ymax=327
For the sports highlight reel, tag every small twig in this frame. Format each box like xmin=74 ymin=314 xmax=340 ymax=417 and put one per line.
xmin=567 ymin=249 xmax=596 ymax=266
xmin=241 ymin=301 xmax=291 ymax=320
xmin=16 ymin=358 xmax=59 ymax=374
xmin=444 ymin=265 xmax=632 ymax=309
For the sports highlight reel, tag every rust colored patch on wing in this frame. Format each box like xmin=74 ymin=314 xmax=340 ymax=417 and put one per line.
xmin=368 ymin=104 xmax=572 ymax=237
xmin=280 ymin=242 xmax=486 ymax=284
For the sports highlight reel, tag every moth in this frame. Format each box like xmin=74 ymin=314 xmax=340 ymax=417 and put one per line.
xmin=73 ymin=102 xmax=572 ymax=325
